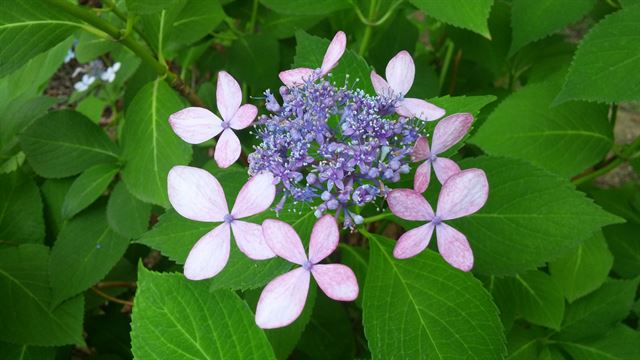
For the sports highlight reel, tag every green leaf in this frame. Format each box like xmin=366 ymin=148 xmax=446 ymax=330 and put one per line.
xmin=126 ymin=0 xmax=180 ymax=13
xmin=549 ymin=232 xmax=613 ymax=302
xmin=296 ymin=293 xmax=356 ymax=360
xmin=0 ymin=0 xmax=79 ymax=77
xmin=40 ymin=178 xmax=74 ymax=237
xmin=0 ymin=342 xmax=56 ymax=360
xmin=555 ymin=5 xmax=640 ymax=103
xmin=227 ymin=34 xmax=280 ymax=93
xmin=293 ymin=31 xmax=373 ymax=94
xmin=410 ymin=0 xmax=494 ymax=37
xmin=560 ymin=325 xmax=640 ymax=360
xmin=75 ymin=96 xmax=108 ymax=123
xmin=557 ymin=278 xmax=639 ymax=341
xmin=107 ymin=181 xmax=152 ymax=239
xmin=453 ymin=156 xmax=622 ymax=275
xmin=472 ymin=79 xmax=612 ymax=177
xmin=509 ymin=0 xmax=596 ymax=55
xmin=20 ymin=110 xmax=119 ymax=178
xmin=506 ymin=324 xmax=549 ymax=360
xmin=510 ymin=271 xmax=565 ymax=330
xmin=131 ymin=267 xmax=276 ymax=359
xmin=429 ymin=95 xmax=498 ymax=117
xmin=50 ymin=206 xmax=129 ymax=307
xmin=604 ymin=223 xmax=640 ymax=278
xmin=62 ymin=163 xmax=119 ymax=219
xmin=0 ymin=171 xmax=44 ymax=244
xmin=261 ymin=13 xmax=323 ymax=39
xmin=171 ymin=0 xmax=225 ymax=45
xmin=121 ymin=79 xmax=192 ymax=207
xmin=75 ymin=29 xmax=119 ymax=64
xmin=584 ymin=185 xmax=640 ymax=224
xmin=260 ymin=0 xmax=350 ymax=15
xmin=0 ymin=244 xmax=84 ymax=345
xmin=362 ymin=233 xmax=506 ymax=359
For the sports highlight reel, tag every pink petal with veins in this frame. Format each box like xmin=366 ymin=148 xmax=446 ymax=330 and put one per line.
xmin=167 ymin=166 xmax=228 ymax=222
xmin=320 ymin=31 xmax=346 ymax=75
xmin=231 ymin=220 xmax=275 ymax=260
xmin=412 ymin=136 xmax=431 ymax=162
xmin=436 ymin=223 xmax=474 ymax=271
xmin=184 ymin=223 xmax=231 ymax=280
xmin=312 ymin=264 xmax=359 ymax=301
xmin=262 ymin=219 xmax=307 ymax=265
xmin=413 ymin=161 xmax=432 ymax=193
xmin=279 ymin=68 xmax=315 ymax=87
xmin=214 ymin=128 xmax=241 ymax=169
xmin=231 ymin=172 xmax=276 ymax=219
xmin=432 ymin=157 xmax=461 ymax=185
xmin=168 ymin=107 xmax=223 ymax=144
xmin=255 ymin=267 xmax=310 ymax=329
xmin=393 ymin=223 xmax=434 ymax=259
xmin=385 ymin=50 xmax=415 ymax=96
xmin=386 ymin=189 xmax=434 ymax=221
xmin=437 ymin=169 xmax=489 ymax=220
xmin=370 ymin=71 xmax=392 ymax=97
xmin=397 ymin=98 xmax=445 ymax=121
xmin=308 ymin=215 xmax=339 ymax=264
xmin=216 ymin=71 xmax=242 ymax=122
xmin=431 ymin=113 xmax=473 ymax=154
xmin=229 ymin=104 xmax=257 ymax=130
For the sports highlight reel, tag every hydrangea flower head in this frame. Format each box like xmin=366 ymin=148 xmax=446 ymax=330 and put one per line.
xmin=371 ymin=50 xmax=445 ymax=121
xmin=169 ymin=71 xmax=257 ymax=168
xmin=249 ymin=78 xmax=419 ymax=227
xmin=167 ymin=166 xmax=276 ymax=280
xmin=386 ymin=169 xmax=489 ymax=271
xmin=256 ymin=215 xmax=359 ymax=328
xmin=279 ymin=31 xmax=346 ymax=87
xmin=412 ymin=113 xmax=474 ymax=192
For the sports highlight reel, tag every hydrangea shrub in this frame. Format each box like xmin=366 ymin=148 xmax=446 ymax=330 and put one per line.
xmin=1 ymin=0 xmax=639 ymax=359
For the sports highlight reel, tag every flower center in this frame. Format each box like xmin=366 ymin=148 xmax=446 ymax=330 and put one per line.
xmin=431 ymin=216 xmax=442 ymax=226
xmin=302 ymin=260 xmax=314 ymax=271
xmin=223 ymin=213 xmax=235 ymax=224
xmin=428 ymin=154 xmax=438 ymax=162
xmin=221 ymin=121 xmax=231 ymax=129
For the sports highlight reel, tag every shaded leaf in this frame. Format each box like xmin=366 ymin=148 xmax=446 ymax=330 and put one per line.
xmin=0 ymin=171 xmax=44 ymax=244
xmin=62 ymin=163 xmax=119 ymax=219
xmin=107 ymin=181 xmax=152 ymax=239
xmin=603 ymin=223 xmax=640 ymax=278
xmin=410 ymin=0 xmax=494 ymax=37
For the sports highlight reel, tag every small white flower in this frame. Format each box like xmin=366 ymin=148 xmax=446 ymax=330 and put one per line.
xmin=73 ymin=74 xmax=95 ymax=92
xmin=100 ymin=62 xmax=121 ymax=83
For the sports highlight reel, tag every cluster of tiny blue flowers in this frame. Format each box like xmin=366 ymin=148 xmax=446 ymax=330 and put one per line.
xmin=248 ymin=78 xmax=420 ymax=227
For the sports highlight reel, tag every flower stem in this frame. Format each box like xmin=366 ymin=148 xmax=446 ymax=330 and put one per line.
xmin=572 ymin=134 xmax=640 ymax=185
xmin=44 ymin=0 xmax=205 ymax=107
xmin=362 ymin=211 xmax=393 ymax=224
xmin=358 ymin=0 xmax=378 ymax=56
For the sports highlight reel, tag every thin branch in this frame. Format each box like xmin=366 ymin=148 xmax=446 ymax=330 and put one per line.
xmin=91 ymin=286 xmax=134 ymax=306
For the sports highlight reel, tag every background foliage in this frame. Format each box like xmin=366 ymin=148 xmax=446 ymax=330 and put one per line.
xmin=1 ymin=0 xmax=639 ymax=359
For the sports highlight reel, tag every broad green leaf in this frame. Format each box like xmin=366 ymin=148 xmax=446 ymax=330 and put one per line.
xmin=429 ymin=95 xmax=498 ymax=117
xmin=75 ymin=29 xmax=119 ymax=64
xmin=296 ymin=293 xmax=356 ymax=360
xmin=410 ymin=0 xmax=493 ymax=37
xmin=472 ymin=79 xmax=612 ymax=177
xmin=510 ymin=271 xmax=565 ymax=330
xmin=509 ymin=0 xmax=596 ymax=55
xmin=0 ymin=171 xmax=44 ymax=244
xmin=368 ymin=14 xmax=419 ymax=71
xmin=126 ymin=0 xmax=179 ymax=13
xmin=549 ymin=232 xmax=613 ymax=302
xmin=227 ymin=34 xmax=280 ymax=93
xmin=107 ymin=181 xmax=152 ymax=239
xmin=0 ymin=342 xmax=56 ymax=360
xmin=261 ymin=13 xmax=323 ymax=39
xmin=362 ymin=233 xmax=506 ymax=359
xmin=245 ymin=285 xmax=317 ymax=360
xmin=557 ymin=278 xmax=639 ymax=341
xmin=0 ymin=245 xmax=84 ymax=345
xmin=121 ymin=79 xmax=192 ymax=207
xmin=260 ymin=0 xmax=350 ymax=15
xmin=171 ymin=0 xmax=225 ymax=45
xmin=560 ymin=325 xmax=640 ymax=360
xmin=538 ymin=347 xmax=566 ymax=360
xmin=585 ymin=185 xmax=640 ymax=224
xmin=62 ymin=163 xmax=119 ymax=219
xmin=131 ymin=268 xmax=276 ymax=359
xmin=603 ymin=223 xmax=640 ymax=278
xmin=0 ymin=0 xmax=79 ymax=77
xmin=40 ymin=178 xmax=74 ymax=237
xmin=1 ymin=97 xmax=57 ymax=157
xmin=20 ymin=110 xmax=119 ymax=178
xmin=506 ymin=324 xmax=549 ymax=360
xmin=453 ymin=156 xmax=621 ymax=275
xmin=75 ymin=96 xmax=108 ymax=123
xmin=294 ymin=31 xmax=373 ymax=94
xmin=555 ymin=5 xmax=640 ymax=103
xmin=50 ymin=206 xmax=130 ymax=307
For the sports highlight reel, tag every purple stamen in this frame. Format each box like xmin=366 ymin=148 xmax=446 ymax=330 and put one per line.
xmin=223 ymin=213 xmax=235 ymax=224
xmin=302 ymin=260 xmax=314 ymax=271
xmin=431 ymin=216 xmax=442 ymax=226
